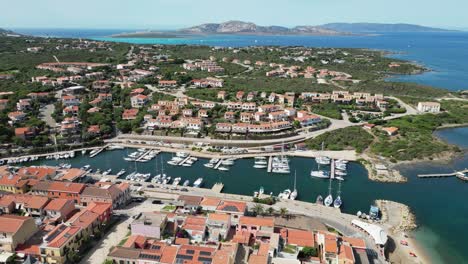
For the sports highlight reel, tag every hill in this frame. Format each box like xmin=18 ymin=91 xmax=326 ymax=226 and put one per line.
xmin=0 ymin=28 xmax=21 ymax=36
xmin=320 ymin=23 xmax=454 ymax=33
xmin=179 ymin=20 xmax=348 ymax=35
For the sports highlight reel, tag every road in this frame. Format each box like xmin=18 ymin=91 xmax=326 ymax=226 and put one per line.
xmin=40 ymin=103 xmax=56 ymax=128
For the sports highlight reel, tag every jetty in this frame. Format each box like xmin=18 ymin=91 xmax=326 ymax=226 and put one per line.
xmin=211 ymin=183 xmax=224 ymax=193
xmin=418 ymin=169 xmax=468 ymax=181
xmin=214 ymin=159 xmax=224 ymax=169
xmin=330 ymin=159 xmax=335 ymax=179
xmin=89 ymin=146 xmax=106 ymax=158
xmin=267 ymin=156 xmax=273 ymax=173
xmin=178 ymin=155 xmax=192 ymax=166
xmin=135 ymin=149 xmax=153 ymax=162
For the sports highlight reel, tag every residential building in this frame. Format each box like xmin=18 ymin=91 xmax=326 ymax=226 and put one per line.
xmin=206 ymin=213 xmax=231 ymax=242
xmin=31 ymin=181 xmax=85 ymax=203
xmin=0 ymin=215 xmax=38 ymax=252
xmin=131 ymin=212 xmax=167 ymax=239
xmin=417 ymin=102 xmax=441 ymax=113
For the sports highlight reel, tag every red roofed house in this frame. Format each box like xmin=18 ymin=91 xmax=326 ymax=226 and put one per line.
xmin=206 ymin=213 xmax=231 ymax=242
xmin=280 ymin=228 xmax=315 ymax=247
xmin=183 ymin=216 xmax=207 ymax=242
xmin=237 ymin=216 xmax=274 ymax=238
xmin=15 ymin=127 xmax=36 ymax=140
xmin=131 ymin=94 xmax=149 ymax=108
xmin=44 ymin=198 xmax=76 ymax=222
xmin=122 ymin=108 xmax=139 ymax=120
xmin=382 ymin=126 xmax=399 ymax=136
xmin=31 ymin=181 xmax=85 ymax=203
xmin=0 ymin=215 xmax=38 ymax=252
xmin=216 ymin=200 xmax=247 ymax=225
xmin=40 ymin=223 xmax=83 ymax=264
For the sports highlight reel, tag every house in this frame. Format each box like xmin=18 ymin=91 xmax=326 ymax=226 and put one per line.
xmin=31 ymin=181 xmax=85 ymax=203
xmin=294 ymin=114 xmax=321 ymax=127
xmin=182 ymin=108 xmax=193 ymax=117
xmin=200 ymin=197 xmax=221 ymax=211
xmin=14 ymin=127 xmax=36 ymax=140
xmin=40 ymin=223 xmax=83 ymax=264
xmin=218 ymin=91 xmax=227 ymax=100
xmin=131 ymin=212 xmax=167 ymax=239
xmin=216 ymin=123 xmax=232 ymax=133
xmin=236 ymin=91 xmax=245 ymax=101
xmin=8 ymin=111 xmax=26 ymax=124
xmin=231 ymin=123 xmax=249 ymax=134
xmin=206 ymin=213 xmax=231 ymax=242
xmin=216 ymin=200 xmax=247 ymax=224
xmin=182 ymin=216 xmax=207 ymax=242
xmin=16 ymin=166 xmax=57 ymax=181
xmin=363 ymin=123 xmax=376 ymax=130
xmin=417 ymin=102 xmax=441 ymax=113
xmin=0 ymin=194 xmax=49 ymax=217
xmin=237 ymin=216 xmax=274 ymax=238
xmin=80 ymin=183 xmax=130 ymax=208
xmin=268 ymin=111 xmax=288 ymax=121
xmin=242 ymin=102 xmax=257 ymax=111
xmin=0 ymin=99 xmax=8 ymax=110
xmin=178 ymin=195 xmax=203 ymax=212
xmin=61 ymin=95 xmax=80 ymax=106
xmin=224 ymin=111 xmax=235 ymax=120
xmin=92 ymin=80 xmax=111 ymax=91
xmin=60 ymin=118 xmax=81 ymax=137
xmin=68 ymin=202 xmax=111 ymax=237
xmin=87 ymin=125 xmax=101 ymax=135
xmin=122 ymin=108 xmax=139 ymax=120
xmin=44 ymin=198 xmax=75 ymax=222
xmin=0 ymin=173 xmax=28 ymax=194
xmin=131 ymin=94 xmax=149 ymax=108
xmin=382 ymin=127 xmax=399 ymax=136
xmin=0 ymin=215 xmax=38 ymax=252
xmin=279 ymin=228 xmax=315 ymax=247
xmin=175 ymin=245 xmax=216 ymax=264
xmin=158 ymin=80 xmax=178 ymax=88
xmin=240 ymin=112 xmax=253 ymax=123
xmin=16 ymin=99 xmax=31 ymax=111
xmin=97 ymin=93 xmax=113 ymax=102
xmin=198 ymin=109 xmax=209 ymax=118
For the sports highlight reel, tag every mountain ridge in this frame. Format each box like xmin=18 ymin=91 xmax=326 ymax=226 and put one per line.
xmin=320 ymin=23 xmax=455 ymax=33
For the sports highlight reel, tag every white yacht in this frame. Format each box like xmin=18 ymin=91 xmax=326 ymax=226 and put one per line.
xmin=204 ymin=163 xmax=215 ymax=168
xmin=324 ymin=194 xmax=334 ymax=207
xmin=253 ymin=164 xmax=267 ymax=169
xmin=316 ymin=156 xmax=331 ymax=165
xmin=290 ymin=171 xmax=298 ymax=200
xmin=310 ymin=170 xmax=330 ymax=178
xmin=278 ymin=189 xmax=291 ymax=199
xmin=172 ymin=177 xmax=181 ymax=186
xmin=116 ymin=169 xmax=126 ymax=177
xmin=272 ymin=167 xmax=290 ymax=174
xmin=218 ymin=166 xmax=229 ymax=171
xmin=183 ymin=180 xmax=190 ymax=186
xmin=176 ymin=152 xmax=188 ymax=158
xmin=193 ymin=178 xmax=203 ymax=187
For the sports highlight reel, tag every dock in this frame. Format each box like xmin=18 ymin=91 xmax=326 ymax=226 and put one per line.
xmin=178 ymin=156 xmax=192 ymax=166
xmin=135 ymin=150 xmax=154 ymax=162
xmin=330 ymin=159 xmax=335 ymax=179
xmin=418 ymin=169 xmax=468 ymax=180
xmin=214 ymin=159 xmax=224 ymax=169
xmin=89 ymin=146 xmax=106 ymax=158
xmin=267 ymin=156 xmax=273 ymax=173
xmin=211 ymin=183 xmax=224 ymax=193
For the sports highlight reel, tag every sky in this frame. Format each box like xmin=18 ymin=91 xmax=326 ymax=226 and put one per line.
xmin=1 ymin=0 xmax=466 ymax=30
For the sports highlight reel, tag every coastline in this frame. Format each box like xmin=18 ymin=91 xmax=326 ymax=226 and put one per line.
xmin=376 ymin=200 xmax=432 ymax=264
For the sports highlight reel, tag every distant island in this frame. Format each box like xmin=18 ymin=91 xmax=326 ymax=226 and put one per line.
xmin=320 ymin=23 xmax=456 ymax=33
xmin=111 ymin=21 xmax=456 ymax=38
xmin=0 ymin=28 xmax=21 ymax=37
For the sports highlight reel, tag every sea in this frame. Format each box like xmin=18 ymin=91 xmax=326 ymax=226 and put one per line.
xmin=12 ymin=28 xmax=468 ymax=263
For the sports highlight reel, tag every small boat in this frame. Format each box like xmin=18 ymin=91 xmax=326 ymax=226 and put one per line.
xmin=209 ymin=158 xmax=219 ymax=164
xmin=259 ymin=186 xmax=265 ymax=195
xmin=218 ymin=166 xmax=229 ymax=171
xmin=335 ymin=176 xmax=345 ymax=181
xmin=221 ymin=159 xmax=234 ymax=166
xmin=333 ymin=196 xmax=342 ymax=208
xmin=176 ymin=152 xmax=188 ymax=158
xmin=102 ymin=169 xmax=112 ymax=176
xmin=81 ymin=150 xmax=86 ymax=155
xmin=335 ymin=170 xmax=347 ymax=176
xmin=278 ymin=189 xmax=291 ymax=199
xmin=116 ymin=169 xmax=126 ymax=177
xmin=204 ymin=163 xmax=214 ymax=168
xmin=183 ymin=180 xmax=190 ymax=186
xmin=253 ymin=164 xmax=267 ymax=169
xmin=172 ymin=177 xmax=181 ymax=186
xmin=324 ymin=194 xmax=333 ymax=207
xmin=193 ymin=178 xmax=203 ymax=187
xmin=254 ymin=160 xmax=267 ymax=165
xmin=167 ymin=160 xmax=179 ymax=166
xmin=316 ymin=195 xmax=324 ymax=205
xmin=316 ymin=156 xmax=331 ymax=165
xmin=310 ymin=170 xmax=330 ymax=178
xmin=82 ymin=165 xmax=91 ymax=170
xmin=272 ymin=167 xmax=290 ymax=174
xmin=290 ymin=171 xmax=298 ymax=200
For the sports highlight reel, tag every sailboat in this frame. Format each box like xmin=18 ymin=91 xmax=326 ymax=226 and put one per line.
xmin=316 ymin=195 xmax=324 ymax=205
xmin=324 ymin=173 xmax=333 ymax=207
xmin=290 ymin=171 xmax=298 ymax=200
xmin=334 ymin=180 xmax=343 ymax=209
xmin=156 ymin=156 xmax=167 ymax=178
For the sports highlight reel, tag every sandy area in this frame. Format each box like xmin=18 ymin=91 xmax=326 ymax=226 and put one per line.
xmin=376 ymin=200 xmax=431 ymax=264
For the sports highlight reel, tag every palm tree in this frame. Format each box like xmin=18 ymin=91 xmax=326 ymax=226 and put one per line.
xmin=267 ymin=207 xmax=275 ymax=216
xmin=279 ymin=207 xmax=288 ymax=219
xmin=252 ymin=204 xmax=264 ymax=216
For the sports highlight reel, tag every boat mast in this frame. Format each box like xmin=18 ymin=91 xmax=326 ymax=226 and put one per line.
xmin=160 ymin=155 xmax=164 ymax=175
xmin=328 ymin=172 xmax=332 ymax=196
xmin=337 ymin=179 xmax=341 ymax=197
xmin=294 ymin=170 xmax=297 ymax=190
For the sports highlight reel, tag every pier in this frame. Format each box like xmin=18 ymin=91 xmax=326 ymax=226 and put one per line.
xmin=89 ymin=146 xmax=106 ymax=158
xmin=135 ymin=150 xmax=158 ymax=162
xmin=267 ymin=156 xmax=273 ymax=173
xmin=178 ymin=156 xmax=192 ymax=166
xmin=330 ymin=159 xmax=335 ymax=179
xmin=214 ymin=159 xmax=223 ymax=169
xmin=211 ymin=183 xmax=224 ymax=193
xmin=418 ymin=169 xmax=468 ymax=180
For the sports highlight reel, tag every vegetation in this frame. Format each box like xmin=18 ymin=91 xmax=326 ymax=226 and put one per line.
xmin=306 ymin=126 xmax=374 ymax=153
xmin=253 ymin=197 xmax=276 ymax=205
xmin=298 ymin=247 xmax=319 ymax=258
xmin=309 ymin=103 xmax=343 ymax=119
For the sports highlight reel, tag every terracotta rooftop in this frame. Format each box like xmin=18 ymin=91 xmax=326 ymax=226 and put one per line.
xmin=32 ymin=181 xmax=85 ymax=194
xmin=216 ymin=200 xmax=246 ymax=213
xmin=239 ymin=216 xmax=274 ymax=227
xmin=44 ymin=198 xmax=74 ymax=211
xmin=0 ymin=215 xmax=32 ymax=234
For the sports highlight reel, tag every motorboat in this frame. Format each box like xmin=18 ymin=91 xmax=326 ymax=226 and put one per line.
xmin=253 ymin=164 xmax=267 ymax=169
xmin=221 ymin=160 xmax=234 ymax=166
xmin=116 ymin=169 xmax=126 ymax=177
xmin=278 ymin=189 xmax=291 ymax=199
xmin=176 ymin=152 xmax=188 ymax=158
xmin=310 ymin=170 xmax=330 ymax=178
xmin=316 ymin=156 xmax=331 ymax=165
xmin=335 ymin=170 xmax=347 ymax=176
xmin=172 ymin=177 xmax=181 ymax=186
xmin=183 ymin=180 xmax=190 ymax=186
xmin=335 ymin=176 xmax=345 ymax=181
xmin=209 ymin=158 xmax=219 ymax=164
xmin=218 ymin=166 xmax=229 ymax=171
xmin=102 ymin=169 xmax=112 ymax=176
xmin=167 ymin=160 xmax=179 ymax=166
xmin=272 ymin=167 xmax=290 ymax=174
xmin=193 ymin=178 xmax=203 ymax=187
xmin=204 ymin=163 xmax=215 ymax=168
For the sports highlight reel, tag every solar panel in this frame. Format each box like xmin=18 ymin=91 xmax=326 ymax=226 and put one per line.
xmin=200 ymin=251 xmax=211 ymax=256
xmin=186 ymin=249 xmax=195 ymax=254
xmin=151 ymin=245 xmax=161 ymax=250
xmin=198 ymin=257 xmax=213 ymax=263
xmin=140 ymin=254 xmax=161 ymax=261
xmin=176 ymin=254 xmax=193 ymax=260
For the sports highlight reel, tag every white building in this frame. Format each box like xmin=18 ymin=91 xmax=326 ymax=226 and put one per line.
xmin=417 ymin=102 xmax=441 ymax=113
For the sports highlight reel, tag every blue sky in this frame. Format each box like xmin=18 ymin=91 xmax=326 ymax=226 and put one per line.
xmin=1 ymin=0 xmax=466 ymax=29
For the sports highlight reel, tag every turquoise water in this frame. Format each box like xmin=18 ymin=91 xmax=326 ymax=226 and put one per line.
xmin=434 ymin=127 xmax=468 ymax=149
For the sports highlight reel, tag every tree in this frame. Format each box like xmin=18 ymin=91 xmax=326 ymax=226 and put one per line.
xmin=267 ymin=207 xmax=275 ymax=215
xmin=298 ymin=247 xmax=318 ymax=258
xmin=279 ymin=207 xmax=288 ymax=218
xmin=252 ymin=204 xmax=264 ymax=216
